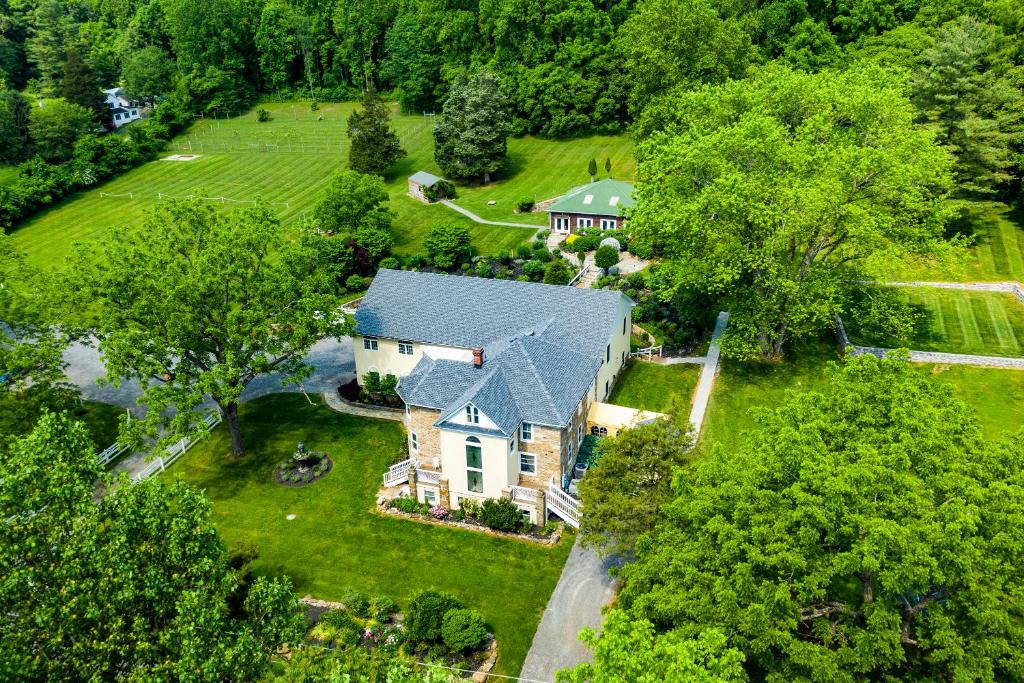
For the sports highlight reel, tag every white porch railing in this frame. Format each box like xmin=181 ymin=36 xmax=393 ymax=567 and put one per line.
xmin=546 ymin=479 xmax=580 ymax=528
xmin=567 ymin=265 xmax=591 ymax=287
xmin=383 ymin=458 xmax=414 ymax=487
xmin=133 ymin=410 xmax=223 ymax=482
xmin=630 ymin=345 xmax=663 ymax=360
xmin=511 ymin=485 xmax=538 ymax=502
xmin=416 ymin=468 xmax=441 ymax=485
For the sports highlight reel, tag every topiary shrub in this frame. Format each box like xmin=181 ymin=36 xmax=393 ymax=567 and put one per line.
xmin=521 ymin=260 xmax=545 ymax=281
xmin=341 ymin=588 xmax=370 ymax=618
xmin=516 ymin=244 xmax=532 ymax=259
xmin=346 ymin=273 xmax=366 ymax=291
xmin=595 ymin=244 xmax=620 ymax=270
xmin=441 ymin=608 xmax=488 ymax=653
xmin=475 ymin=261 xmax=494 ymax=278
xmin=378 ymin=256 xmax=400 ymax=270
xmin=406 ymin=590 xmax=464 ymax=643
xmin=479 ymin=497 xmax=523 ymax=532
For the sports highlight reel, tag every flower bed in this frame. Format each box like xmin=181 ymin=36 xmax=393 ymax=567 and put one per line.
xmin=380 ymin=497 xmax=564 ymax=546
xmin=274 ymin=444 xmax=333 ymax=487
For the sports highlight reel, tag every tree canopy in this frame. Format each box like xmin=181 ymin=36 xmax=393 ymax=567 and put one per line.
xmin=433 ymin=69 xmax=511 ymax=184
xmin=631 ymin=65 xmax=953 ymax=360
xmin=347 ymin=86 xmax=405 ymax=176
xmin=613 ymin=353 xmax=1024 ymax=681
xmin=73 ymin=200 xmax=347 ymax=457
xmin=0 ymin=412 xmax=306 ymax=680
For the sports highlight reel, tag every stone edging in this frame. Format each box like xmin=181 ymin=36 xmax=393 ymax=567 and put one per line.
xmin=376 ymin=504 xmax=564 ymax=546
xmin=321 ymin=391 xmax=404 ymax=421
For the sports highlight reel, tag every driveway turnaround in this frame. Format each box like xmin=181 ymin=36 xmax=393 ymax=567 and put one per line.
xmin=519 ymin=539 xmax=622 ymax=682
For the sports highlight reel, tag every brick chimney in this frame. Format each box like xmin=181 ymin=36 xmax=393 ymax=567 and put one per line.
xmin=472 ymin=348 xmax=484 ymax=367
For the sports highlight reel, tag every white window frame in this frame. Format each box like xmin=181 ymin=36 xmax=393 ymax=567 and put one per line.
xmin=577 ymin=217 xmax=593 ymax=229
xmin=520 ymin=422 xmax=533 ymax=442
xmin=578 ymin=424 xmax=583 ymax=444
xmin=363 ymin=337 xmax=378 ymax=351
xmin=466 ymin=437 xmax=483 ymax=493
xmin=398 ymin=341 xmax=414 ymax=355
xmin=422 ymin=488 xmax=437 ymax=505
xmin=519 ymin=452 xmax=537 ymax=474
xmin=591 ymin=425 xmax=608 ymax=437
xmin=410 ymin=432 xmax=418 ymax=453
xmin=554 ymin=216 xmax=571 ymax=234
xmin=466 ymin=404 xmax=479 ymax=424
xmin=600 ymin=218 xmax=616 ymax=231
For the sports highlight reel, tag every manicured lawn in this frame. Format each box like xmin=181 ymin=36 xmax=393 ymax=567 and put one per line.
xmin=10 ymin=101 xmax=631 ymax=268
xmin=845 ymin=287 xmax=1024 ymax=357
xmin=700 ymin=337 xmax=1024 ymax=452
xmin=164 ymin=394 xmax=570 ymax=677
xmin=875 ymin=201 xmax=1024 ymax=283
xmin=608 ymin=360 xmax=700 ymax=415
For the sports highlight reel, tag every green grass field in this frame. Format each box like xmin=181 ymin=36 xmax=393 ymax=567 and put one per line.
xmin=876 ymin=201 xmax=1024 ymax=283
xmin=846 ymin=288 xmax=1024 ymax=357
xmin=165 ymin=394 xmax=570 ymax=677
xmin=10 ymin=101 xmax=632 ymax=268
xmin=608 ymin=360 xmax=700 ymax=415
xmin=700 ymin=338 xmax=1024 ymax=452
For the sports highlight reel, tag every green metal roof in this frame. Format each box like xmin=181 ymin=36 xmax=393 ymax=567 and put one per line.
xmin=545 ymin=178 xmax=635 ymax=217
xmin=408 ymin=171 xmax=442 ymax=186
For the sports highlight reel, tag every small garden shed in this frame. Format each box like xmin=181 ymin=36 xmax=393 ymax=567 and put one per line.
xmin=408 ymin=171 xmax=445 ymax=203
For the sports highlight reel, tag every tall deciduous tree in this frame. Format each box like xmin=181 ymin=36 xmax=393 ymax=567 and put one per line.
xmin=631 ymin=65 xmax=953 ymax=360
xmin=0 ymin=412 xmax=307 ymax=680
xmin=75 ymin=200 xmax=347 ymax=457
xmin=121 ymin=45 xmax=175 ymax=105
xmin=433 ymin=69 xmax=511 ymax=184
xmin=312 ymin=169 xmax=394 ymax=266
xmin=28 ymin=98 xmax=93 ymax=161
xmin=578 ymin=416 xmax=693 ymax=556
xmin=0 ymin=89 xmax=32 ymax=163
xmin=617 ymin=354 xmax=1024 ymax=681
xmin=913 ymin=16 xmax=1015 ymax=195
xmin=347 ymin=86 xmax=405 ymax=176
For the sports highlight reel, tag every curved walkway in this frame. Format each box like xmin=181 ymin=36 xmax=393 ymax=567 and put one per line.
xmin=438 ymin=199 xmax=543 ymax=230
xmin=320 ymin=390 xmax=404 ymax=421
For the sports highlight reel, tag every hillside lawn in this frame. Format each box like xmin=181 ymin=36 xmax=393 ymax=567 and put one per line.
xmin=876 ymin=201 xmax=1024 ymax=283
xmin=9 ymin=101 xmax=632 ymax=269
xmin=845 ymin=288 xmax=1024 ymax=357
xmin=700 ymin=337 xmax=1024 ymax=453
xmin=162 ymin=393 xmax=571 ymax=678
xmin=608 ymin=360 xmax=700 ymax=415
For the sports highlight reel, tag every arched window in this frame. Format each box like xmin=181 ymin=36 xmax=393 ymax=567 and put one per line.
xmin=591 ymin=425 xmax=608 ymax=437
xmin=465 ymin=437 xmax=483 ymax=493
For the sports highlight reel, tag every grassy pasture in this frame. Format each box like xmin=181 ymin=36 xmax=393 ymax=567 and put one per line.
xmin=10 ymin=102 xmax=632 ymax=268
xmin=165 ymin=394 xmax=570 ymax=678
xmin=846 ymin=287 xmax=1024 ymax=357
xmin=876 ymin=201 xmax=1024 ymax=283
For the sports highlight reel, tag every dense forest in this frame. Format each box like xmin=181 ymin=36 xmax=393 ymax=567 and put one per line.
xmin=0 ymin=0 xmax=1020 ymax=151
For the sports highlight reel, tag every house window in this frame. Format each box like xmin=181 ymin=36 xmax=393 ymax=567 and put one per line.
xmin=623 ymin=316 xmax=627 ymax=335
xmin=577 ymin=217 xmax=593 ymax=229
xmin=363 ymin=337 xmax=378 ymax=351
xmin=554 ymin=216 xmax=570 ymax=233
xmin=578 ymin=424 xmax=583 ymax=444
xmin=519 ymin=452 xmax=536 ymax=474
xmin=114 ymin=113 xmax=121 ymax=121
xmin=130 ymin=109 xmax=137 ymax=116
xmin=600 ymin=218 xmax=617 ymax=231
xmin=591 ymin=425 xmax=608 ymax=436
xmin=465 ymin=405 xmax=479 ymax=424
xmin=423 ymin=489 xmax=437 ymax=505
xmin=466 ymin=437 xmax=483 ymax=493
xmin=398 ymin=341 xmax=414 ymax=355
xmin=606 ymin=344 xmax=610 ymax=362
xmin=509 ymin=438 xmax=515 ymax=453
xmin=621 ymin=351 xmax=626 ymax=366
xmin=604 ymin=380 xmax=609 ymax=398
xmin=520 ymin=422 xmax=533 ymax=441
xmin=410 ymin=432 xmax=418 ymax=453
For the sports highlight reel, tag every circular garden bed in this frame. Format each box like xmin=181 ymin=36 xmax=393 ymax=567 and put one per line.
xmin=275 ymin=443 xmax=333 ymax=487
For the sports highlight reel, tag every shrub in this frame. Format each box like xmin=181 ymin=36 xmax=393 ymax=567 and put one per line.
xmin=371 ymin=595 xmax=399 ymax=621
xmin=517 ymin=197 xmax=535 ymax=213
xmin=378 ymin=256 xmax=400 ymax=270
xmin=406 ymin=590 xmax=464 ymax=643
xmin=391 ymin=497 xmax=429 ymax=514
xmin=533 ymin=247 xmax=552 ymax=262
xmin=521 ymin=261 xmax=544 ymax=280
xmin=628 ymin=239 xmax=654 ymax=259
xmin=345 ymin=274 xmax=365 ymax=291
xmin=424 ymin=223 xmax=472 ymax=270
xmin=496 ymin=266 xmax=513 ymax=279
xmin=475 ymin=261 xmax=493 ymax=278
xmin=459 ymin=498 xmax=482 ymax=519
xmin=256 ymin=108 xmax=271 ymax=122
xmin=341 ymin=588 xmax=370 ymax=618
xmin=379 ymin=373 xmax=399 ymax=397
xmin=423 ymin=179 xmax=457 ymax=201
xmin=429 ymin=505 xmax=449 ymax=519
xmin=479 ymin=497 xmax=523 ymax=532
xmin=543 ymin=259 xmax=574 ymax=285
xmin=595 ymin=244 xmax=620 ymax=269
xmin=321 ymin=608 xmax=358 ymax=629
xmin=362 ymin=371 xmax=382 ymax=394
xmin=626 ymin=271 xmax=647 ymax=290
xmin=441 ymin=608 xmax=488 ymax=653
xmin=516 ymin=244 xmax=532 ymax=259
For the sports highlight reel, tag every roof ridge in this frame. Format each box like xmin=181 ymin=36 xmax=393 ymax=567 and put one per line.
xmin=508 ymin=339 xmax=561 ymax=422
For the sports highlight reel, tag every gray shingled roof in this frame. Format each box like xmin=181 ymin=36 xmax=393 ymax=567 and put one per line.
xmin=356 ymin=270 xmax=632 ymax=362
xmin=408 ymin=171 xmax=442 ymax=186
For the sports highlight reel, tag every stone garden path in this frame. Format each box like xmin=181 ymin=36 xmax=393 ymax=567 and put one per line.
xmin=438 ymin=199 xmax=544 ymax=230
xmin=321 ymin=390 xmax=404 ymax=421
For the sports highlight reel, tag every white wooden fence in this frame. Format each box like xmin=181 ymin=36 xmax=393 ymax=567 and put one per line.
xmin=132 ymin=411 xmax=223 ymax=482
xmin=97 ymin=442 xmax=130 ymax=466
xmin=546 ymin=478 xmax=580 ymax=528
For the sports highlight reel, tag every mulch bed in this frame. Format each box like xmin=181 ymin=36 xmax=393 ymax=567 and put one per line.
xmin=379 ymin=504 xmax=563 ymax=546
xmin=274 ymin=456 xmax=333 ymax=487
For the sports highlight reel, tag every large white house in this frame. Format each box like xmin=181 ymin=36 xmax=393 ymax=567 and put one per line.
xmin=352 ymin=269 xmax=644 ymax=526
xmin=103 ymin=88 xmax=141 ymax=128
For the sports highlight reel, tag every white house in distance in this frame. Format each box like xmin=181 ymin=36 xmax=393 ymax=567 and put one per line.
xmin=352 ymin=269 xmax=662 ymax=527
xmin=103 ymin=87 xmax=141 ymax=128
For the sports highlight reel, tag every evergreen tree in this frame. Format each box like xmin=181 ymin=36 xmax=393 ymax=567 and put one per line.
xmin=61 ymin=44 xmax=106 ymax=122
xmin=0 ymin=89 xmax=32 ymax=163
xmin=433 ymin=69 xmax=511 ymax=184
xmin=347 ymin=86 xmax=406 ymax=176
xmin=913 ymin=16 xmax=1014 ymax=195
xmin=588 ymin=157 xmax=598 ymax=181
xmin=604 ymin=157 xmax=611 ymax=177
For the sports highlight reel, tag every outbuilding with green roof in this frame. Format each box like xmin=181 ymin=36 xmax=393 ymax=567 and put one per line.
xmin=545 ymin=178 xmax=635 ymax=235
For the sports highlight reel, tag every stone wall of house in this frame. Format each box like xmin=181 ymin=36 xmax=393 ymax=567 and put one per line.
xmin=517 ymin=424 xmax=564 ymax=490
xmin=407 ymin=406 xmax=442 ymax=467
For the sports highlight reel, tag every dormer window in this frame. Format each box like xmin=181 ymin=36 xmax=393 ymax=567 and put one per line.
xmin=465 ymin=404 xmax=479 ymax=424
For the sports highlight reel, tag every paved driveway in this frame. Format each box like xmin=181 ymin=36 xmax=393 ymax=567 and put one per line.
xmin=64 ymin=336 xmax=356 ymax=414
xmin=519 ymin=539 xmax=623 ymax=682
